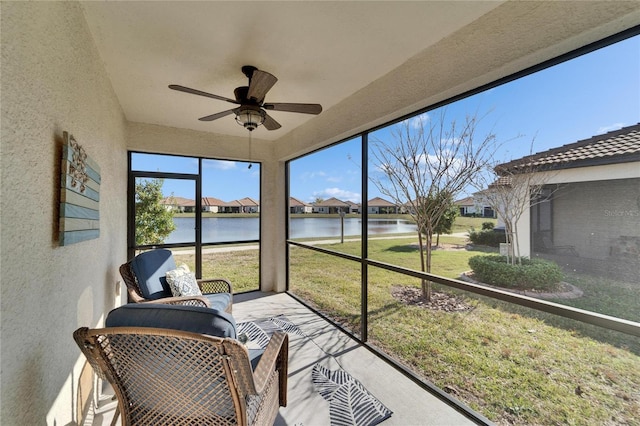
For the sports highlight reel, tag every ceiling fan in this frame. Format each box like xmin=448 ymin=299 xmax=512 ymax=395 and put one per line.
xmin=169 ymin=65 xmax=322 ymax=131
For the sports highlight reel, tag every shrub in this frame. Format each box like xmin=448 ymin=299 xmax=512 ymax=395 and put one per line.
xmin=468 ymin=255 xmax=563 ymax=291
xmin=468 ymin=228 xmax=506 ymax=247
xmin=481 ymin=221 xmax=495 ymax=230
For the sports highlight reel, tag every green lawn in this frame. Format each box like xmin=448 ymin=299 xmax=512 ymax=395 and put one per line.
xmin=451 ymin=215 xmax=497 ymax=233
xmin=288 ymin=238 xmax=640 ymax=426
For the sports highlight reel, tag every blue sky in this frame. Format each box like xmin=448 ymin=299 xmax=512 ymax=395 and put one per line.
xmin=134 ymin=35 xmax=639 ymax=203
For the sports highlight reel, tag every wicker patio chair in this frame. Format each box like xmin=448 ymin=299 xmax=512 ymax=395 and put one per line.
xmin=73 ymin=325 xmax=288 ymax=426
xmin=120 ymin=248 xmax=233 ymax=313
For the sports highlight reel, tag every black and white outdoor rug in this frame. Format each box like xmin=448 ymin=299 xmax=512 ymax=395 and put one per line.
xmin=237 ymin=315 xmax=393 ymax=426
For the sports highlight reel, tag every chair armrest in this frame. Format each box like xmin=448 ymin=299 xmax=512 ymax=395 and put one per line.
xmin=253 ymin=332 xmax=288 ymax=402
xmin=139 ymin=295 xmax=211 ymax=308
xmin=126 ymin=287 xmax=147 ymax=303
xmin=73 ymin=327 xmax=109 ymax=381
xmin=197 ymin=278 xmax=233 ymax=294
xmin=222 ymin=332 xmax=288 ymax=404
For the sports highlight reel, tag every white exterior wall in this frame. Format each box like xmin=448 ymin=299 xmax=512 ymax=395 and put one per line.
xmin=1 ymin=2 xmax=127 ymax=424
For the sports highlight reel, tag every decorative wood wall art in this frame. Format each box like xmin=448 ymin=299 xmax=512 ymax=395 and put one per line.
xmin=59 ymin=132 xmax=101 ymax=245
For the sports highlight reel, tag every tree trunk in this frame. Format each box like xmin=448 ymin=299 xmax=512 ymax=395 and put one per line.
xmin=504 ymin=222 xmax=514 ymax=265
xmin=423 ymin=231 xmax=433 ymax=302
xmin=513 ymin=225 xmax=521 ymax=264
xmin=417 ymin=231 xmax=432 ymax=302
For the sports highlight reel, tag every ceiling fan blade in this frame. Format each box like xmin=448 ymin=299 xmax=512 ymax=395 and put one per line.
xmin=169 ymin=84 xmax=238 ymax=104
xmin=263 ymin=103 xmax=322 ymax=115
xmin=198 ymin=109 xmax=236 ymax=122
xmin=263 ymin=113 xmax=282 ymax=131
xmin=247 ymin=70 xmax=278 ymax=102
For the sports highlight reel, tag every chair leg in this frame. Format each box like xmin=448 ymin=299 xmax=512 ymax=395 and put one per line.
xmin=109 ymin=406 xmax=120 ymax=426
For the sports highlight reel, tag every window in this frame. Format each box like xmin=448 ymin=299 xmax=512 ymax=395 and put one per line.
xmin=129 ymin=153 xmax=261 ymax=293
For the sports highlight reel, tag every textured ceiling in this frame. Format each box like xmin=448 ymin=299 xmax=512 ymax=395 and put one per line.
xmin=80 ymin=1 xmax=504 ymax=141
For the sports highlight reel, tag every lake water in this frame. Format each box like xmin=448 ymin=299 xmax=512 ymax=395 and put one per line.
xmin=165 ymin=217 xmax=417 ymax=244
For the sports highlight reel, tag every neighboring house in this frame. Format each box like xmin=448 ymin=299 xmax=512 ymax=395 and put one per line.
xmin=220 ymin=200 xmax=242 ymax=213
xmin=290 ymin=197 xmax=313 ymax=214
xmin=368 ymin=197 xmax=398 ymax=214
xmin=312 ymin=197 xmax=351 ymax=214
xmin=160 ymin=197 xmax=174 ymax=211
xmin=237 ymin=197 xmax=260 ymax=213
xmin=346 ymin=201 xmax=361 ymax=214
xmin=202 ymin=197 xmax=225 ymax=213
xmin=455 ymin=196 xmax=496 ymax=218
xmin=395 ymin=201 xmax=414 ymax=215
xmin=160 ymin=196 xmax=196 ymax=213
xmin=494 ymin=123 xmax=640 ymax=278
xmin=454 ymin=196 xmax=475 ymax=216
xmin=218 ymin=198 xmax=260 ymax=213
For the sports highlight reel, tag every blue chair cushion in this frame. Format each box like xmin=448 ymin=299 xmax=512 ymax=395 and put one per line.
xmin=248 ymin=349 xmax=264 ymax=371
xmin=105 ymin=303 xmax=237 ymax=339
xmin=204 ymin=293 xmax=232 ymax=312
xmin=130 ymin=249 xmax=175 ymax=300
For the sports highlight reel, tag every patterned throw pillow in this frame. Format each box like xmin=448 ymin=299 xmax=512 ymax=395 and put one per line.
xmin=165 ymin=264 xmax=202 ymax=297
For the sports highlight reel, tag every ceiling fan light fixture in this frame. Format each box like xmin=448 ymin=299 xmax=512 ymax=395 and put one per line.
xmin=235 ymin=106 xmax=265 ymax=131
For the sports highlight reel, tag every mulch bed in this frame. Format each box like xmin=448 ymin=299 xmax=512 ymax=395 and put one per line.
xmin=391 ymin=285 xmax=474 ymax=312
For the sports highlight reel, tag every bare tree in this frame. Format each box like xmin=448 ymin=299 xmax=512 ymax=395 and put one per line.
xmin=370 ymin=110 xmax=498 ymax=301
xmin=474 ymin=143 xmax=560 ymax=264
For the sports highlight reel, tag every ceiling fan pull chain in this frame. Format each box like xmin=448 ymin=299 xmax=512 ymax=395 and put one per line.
xmin=248 ymin=131 xmax=253 ymax=169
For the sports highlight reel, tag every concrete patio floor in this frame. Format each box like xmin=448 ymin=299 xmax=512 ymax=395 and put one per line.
xmin=86 ymin=292 xmax=479 ymax=425
xmin=234 ymin=291 xmax=476 ymax=426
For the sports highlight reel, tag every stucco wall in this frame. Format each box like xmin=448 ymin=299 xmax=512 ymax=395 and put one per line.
xmin=1 ymin=2 xmax=127 ymax=425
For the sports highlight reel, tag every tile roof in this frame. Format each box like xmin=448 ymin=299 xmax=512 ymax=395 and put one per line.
xmin=368 ymin=197 xmax=395 ymax=207
xmin=313 ymin=197 xmax=350 ymax=207
xmin=160 ymin=196 xmax=195 ymax=206
xmin=237 ymin=197 xmax=259 ymax=206
xmin=496 ymin=123 xmax=640 ymax=174
xmin=454 ymin=196 xmax=474 ymax=206
xmin=202 ymin=197 xmax=225 ymax=206
xmin=289 ymin=197 xmax=311 ymax=207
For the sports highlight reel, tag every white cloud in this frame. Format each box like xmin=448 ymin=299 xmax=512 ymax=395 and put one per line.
xmin=326 ymin=175 xmax=342 ymax=183
xmin=300 ymin=171 xmax=327 ymax=181
xmin=597 ymin=123 xmax=625 ymax=134
xmin=440 ymin=137 xmax=461 ymax=146
xmin=311 ymin=187 xmax=361 ymax=203
xmin=406 ymin=112 xmax=430 ymax=129
xmin=206 ymin=160 xmax=237 ymax=170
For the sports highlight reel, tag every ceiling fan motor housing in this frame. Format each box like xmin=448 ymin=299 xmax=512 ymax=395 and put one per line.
xmin=235 ymin=105 xmax=266 ymax=131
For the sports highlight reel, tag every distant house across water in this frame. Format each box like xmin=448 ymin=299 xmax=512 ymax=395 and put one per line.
xmin=161 ymin=196 xmax=260 ymax=213
xmin=312 ymin=197 xmax=351 ymax=214
xmin=289 ymin=197 xmax=313 ymax=214
xmin=160 ymin=196 xmax=196 ymax=213
xmin=368 ymin=197 xmax=398 ymax=214
xmin=454 ymin=196 xmax=496 ymax=218
xmin=202 ymin=197 xmax=225 ymax=213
